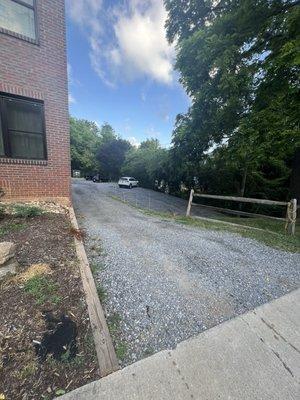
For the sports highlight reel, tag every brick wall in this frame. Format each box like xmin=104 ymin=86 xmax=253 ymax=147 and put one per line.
xmin=0 ymin=0 xmax=71 ymax=203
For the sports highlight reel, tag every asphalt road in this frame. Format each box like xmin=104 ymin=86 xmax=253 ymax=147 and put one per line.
xmin=72 ymin=180 xmax=300 ymax=366
xmin=79 ymin=179 xmax=221 ymax=218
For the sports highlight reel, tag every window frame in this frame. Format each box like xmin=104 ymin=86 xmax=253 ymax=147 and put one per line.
xmin=0 ymin=0 xmax=39 ymax=44
xmin=0 ymin=92 xmax=47 ymax=161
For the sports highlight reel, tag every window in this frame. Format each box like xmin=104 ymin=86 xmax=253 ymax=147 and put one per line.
xmin=0 ymin=0 xmax=37 ymax=41
xmin=0 ymin=94 xmax=47 ymax=160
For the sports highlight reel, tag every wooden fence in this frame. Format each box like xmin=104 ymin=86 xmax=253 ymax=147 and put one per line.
xmin=186 ymin=190 xmax=297 ymax=235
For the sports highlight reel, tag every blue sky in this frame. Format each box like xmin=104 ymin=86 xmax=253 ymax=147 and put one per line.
xmin=65 ymin=0 xmax=190 ymax=147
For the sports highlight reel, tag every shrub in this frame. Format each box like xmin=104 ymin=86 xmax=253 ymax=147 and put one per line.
xmin=13 ymin=204 xmax=43 ymax=218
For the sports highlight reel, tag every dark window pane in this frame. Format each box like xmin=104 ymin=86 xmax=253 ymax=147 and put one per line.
xmin=6 ymin=99 xmax=43 ymax=133
xmin=9 ymin=131 xmax=44 ymax=159
xmin=0 ymin=114 xmax=4 ymax=156
xmin=0 ymin=0 xmax=36 ymax=40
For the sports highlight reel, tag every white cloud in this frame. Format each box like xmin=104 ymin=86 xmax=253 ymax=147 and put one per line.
xmin=128 ymin=136 xmax=140 ymax=147
xmin=66 ymin=0 xmax=174 ymax=86
xmin=68 ymin=93 xmax=76 ymax=104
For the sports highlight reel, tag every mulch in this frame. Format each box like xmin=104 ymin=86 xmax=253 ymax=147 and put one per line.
xmin=0 ymin=212 xmax=99 ymax=400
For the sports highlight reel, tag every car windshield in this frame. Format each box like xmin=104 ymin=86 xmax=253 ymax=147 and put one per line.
xmin=120 ymin=177 xmax=128 ymax=180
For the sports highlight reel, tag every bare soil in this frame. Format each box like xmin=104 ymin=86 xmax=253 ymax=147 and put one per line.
xmin=0 ymin=212 xmax=99 ymax=400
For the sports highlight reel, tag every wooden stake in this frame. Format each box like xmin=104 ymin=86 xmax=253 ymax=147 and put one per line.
xmin=291 ymin=198 xmax=297 ymax=236
xmin=286 ymin=199 xmax=297 ymax=235
xmin=186 ymin=189 xmax=194 ymax=217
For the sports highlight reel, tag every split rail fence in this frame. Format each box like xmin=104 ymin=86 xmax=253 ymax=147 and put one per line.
xmin=186 ymin=190 xmax=298 ymax=235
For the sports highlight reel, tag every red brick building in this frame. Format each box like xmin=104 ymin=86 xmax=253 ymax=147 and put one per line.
xmin=0 ymin=0 xmax=70 ymax=203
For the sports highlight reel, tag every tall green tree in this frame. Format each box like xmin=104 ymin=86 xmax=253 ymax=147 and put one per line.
xmin=70 ymin=117 xmax=101 ymax=173
xmin=122 ymin=139 xmax=169 ymax=187
xmin=165 ymin=0 xmax=300 ymax=200
xmin=96 ymin=136 xmax=132 ymax=180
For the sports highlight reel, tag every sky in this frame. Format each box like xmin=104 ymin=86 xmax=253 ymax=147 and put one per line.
xmin=65 ymin=0 xmax=190 ymax=148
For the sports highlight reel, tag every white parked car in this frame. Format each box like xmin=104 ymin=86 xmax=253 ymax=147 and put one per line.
xmin=118 ymin=177 xmax=139 ymax=189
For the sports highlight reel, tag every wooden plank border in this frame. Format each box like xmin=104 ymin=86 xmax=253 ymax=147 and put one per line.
xmin=69 ymin=207 xmax=119 ymax=377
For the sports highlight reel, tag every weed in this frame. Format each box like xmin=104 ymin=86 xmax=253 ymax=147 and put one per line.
xmin=90 ymin=244 xmax=102 ymax=253
xmin=24 ymin=275 xmax=61 ymax=305
xmin=90 ymin=262 xmax=105 ymax=275
xmin=107 ymin=313 xmax=121 ymax=335
xmin=115 ymin=342 xmax=127 ymax=360
xmin=0 ymin=222 xmax=26 ymax=237
xmin=96 ymin=284 xmax=107 ymax=303
xmin=55 ymin=389 xmax=66 ymax=396
xmin=19 ymin=361 xmax=38 ymax=379
xmin=107 ymin=313 xmax=127 ymax=361
xmin=12 ymin=204 xmax=43 ymax=218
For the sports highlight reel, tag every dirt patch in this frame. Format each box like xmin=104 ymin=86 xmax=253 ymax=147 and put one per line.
xmin=0 ymin=212 xmax=99 ymax=400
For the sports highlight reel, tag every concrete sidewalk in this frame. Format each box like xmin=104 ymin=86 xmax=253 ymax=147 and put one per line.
xmin=60 ymin=289 xmax=300 ymax=400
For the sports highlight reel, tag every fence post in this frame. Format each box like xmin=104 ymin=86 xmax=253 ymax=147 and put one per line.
xmin=186 ymin=189 xmax=194 ymax=217
xmin=286 ymin=199 xmax=297 ymax=235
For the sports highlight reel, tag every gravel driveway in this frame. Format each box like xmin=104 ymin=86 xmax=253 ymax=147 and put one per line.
xmin=73 ymin=180 xmax=300 ymax=366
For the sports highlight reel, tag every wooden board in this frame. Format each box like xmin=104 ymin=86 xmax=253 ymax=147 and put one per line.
xmin=69 ymin=207 xmax=119 ymax=377
xmin=193 ymin=193 xmax=288 ymax=206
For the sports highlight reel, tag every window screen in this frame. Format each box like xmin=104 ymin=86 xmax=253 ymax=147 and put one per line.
xmin=0 ymin=0 xmax=36 ymax=40
xmin=0 ymin=94 xmax=46 ymax=160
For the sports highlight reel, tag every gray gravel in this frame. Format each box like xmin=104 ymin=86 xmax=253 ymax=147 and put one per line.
xmin=73 ymin=180 xmax=300 ymax=366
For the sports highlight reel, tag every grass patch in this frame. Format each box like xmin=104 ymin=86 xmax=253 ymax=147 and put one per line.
xmin=24 ymin=275 xmax=61 ymax=305
xmin=12 ymin=204 xmax=43 ymax=218
xmin=176 ymin=215 xmax=300 ymax=253
xmin=107 ymin=313 xmax=127 ymax=362
xmin=115 ymin=343 xmax=127 ymax=360
xmin=0 ymin=221 xmax=26 ymax=237
xmin=110 ymin=194 xmax=300 ymax=252
xmin=96 ymin=283 xmax=107 ymax=303
xmin=90 ymin=262 xmax=105 ymax=275
xmin=19 ymin=361 xmax=38 ymax=379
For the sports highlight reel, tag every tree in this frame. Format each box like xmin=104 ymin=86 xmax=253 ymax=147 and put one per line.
xmin=122 ymin=139 xmax=169 ymax=188
xmin=96 ymin=137 xmax=132 ymax=180
xmin=165 ymin=0 xmax=300 ymax=200
xmin=70 ymin=117 xmax=101 ymax=173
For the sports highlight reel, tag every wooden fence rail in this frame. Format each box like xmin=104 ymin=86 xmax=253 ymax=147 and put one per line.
xmin=186 ymin=190 xmax=297 ymax=235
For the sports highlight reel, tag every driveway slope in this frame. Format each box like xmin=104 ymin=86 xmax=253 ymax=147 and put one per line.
xmin=73 ymin=180 xmax=300 ymax=366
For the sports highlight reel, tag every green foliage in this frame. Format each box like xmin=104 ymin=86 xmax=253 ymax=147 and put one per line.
xmin=70 ymin=117 xmax=101 ymax=173
xmin=0 ymin=222 xmax=26 ymax=237
xmin=122 ymin=139 xmax=169 ymax=187
xmin=107 ymin=313 xmax=127 ymax=361
xmin=70 ymin=117 xmax=133 ymax=179
xmin=96 ymin=137 xmax=132 ymax=180
xmin=55 ymin=389 xmax=66 ymax=397
xmin=12 ymin=204 xmax=43 ymax=218
xmin=96 ymin=283 xmax=107 ymax=303
xmin=24 ymin=275 xmax=61 ymax=305
xmin=164 ymin=0 xmax=300 ymax=201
